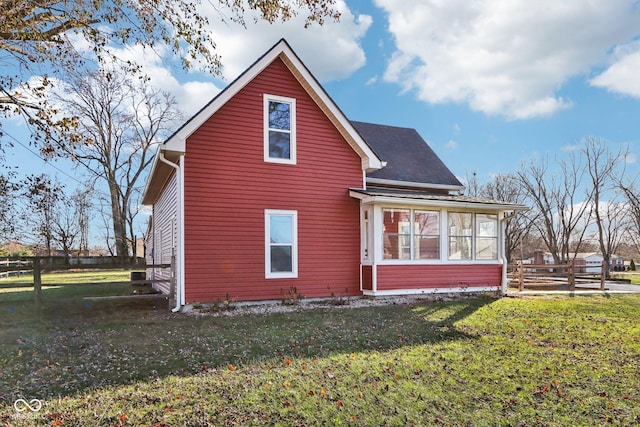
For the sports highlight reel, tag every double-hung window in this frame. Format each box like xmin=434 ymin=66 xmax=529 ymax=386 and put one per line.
xmin=265 ymin=210 xmax=298 ymax=278
xmin=264 ymin=94 xmax=296 ymax=164
xmin=448 ymin=212 xmax=498 ymax=260
xmin=475 ymin=214 xmax=498 ymax=259
xmin=448 ymin=212 xmax=473 ymax=260
xmin=383 ymin=209 xmax=440 ymax=260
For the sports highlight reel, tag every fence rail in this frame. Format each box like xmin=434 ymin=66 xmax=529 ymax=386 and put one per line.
xmin=0 ymin=256 xmax=173 ymax=307
xmin=508 ymin=261 xmax=606 ymax=291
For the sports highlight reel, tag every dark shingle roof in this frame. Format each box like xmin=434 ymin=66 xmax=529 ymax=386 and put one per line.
xmin=351 ymin=121 xmax=462 ymax=188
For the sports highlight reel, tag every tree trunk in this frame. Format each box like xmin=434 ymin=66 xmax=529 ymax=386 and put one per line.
xmin=108 ymin=180 xmax=129 ymax=262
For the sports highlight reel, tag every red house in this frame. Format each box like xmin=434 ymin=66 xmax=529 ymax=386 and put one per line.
xmin=142 ymin=39 xmax=525 ymax=311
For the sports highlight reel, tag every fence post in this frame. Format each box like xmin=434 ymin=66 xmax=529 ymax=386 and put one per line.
xmin=33 ymin=257 xmax=42 ymax=307
xmin=568 ymin=261 xmax=575 ymax=291
xmin=518 ymin=261 xmax=524 ymax=292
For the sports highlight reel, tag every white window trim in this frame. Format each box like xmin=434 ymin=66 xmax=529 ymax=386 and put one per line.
xmin=265 ymin=209 xmax=298 ymax=279
xmin=447 ymin=211 xmax=499 ymax=261
xmin=372 ymin=205 xmax=502 ymax=265
xmin=381 ymin=208 xmax=441 ymax=262
xmin=264 ymin=94 xmax=296 ymax=165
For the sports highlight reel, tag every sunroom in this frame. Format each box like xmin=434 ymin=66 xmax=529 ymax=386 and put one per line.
xmin=350 ymin=188 xmax=525 ymax=296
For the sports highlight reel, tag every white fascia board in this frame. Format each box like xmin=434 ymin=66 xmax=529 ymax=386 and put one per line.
xmin=141 ymin=150 xmax=161 ymax=205
xmin=278 ymin=46 xmax=384 ymax=172
xmin=367 ymin=178 xmax=465 ymax=192
xmin=163 ymin=39 xmax=384 ymax=174
xmin=349 ymin=190 xmax=525 ymax=212
xmin=163 ymin=41 xmax=294 ymax=153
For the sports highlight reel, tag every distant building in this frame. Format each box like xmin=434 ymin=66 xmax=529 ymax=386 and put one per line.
xmin=526 ymin=250 xmax=624 ymax=273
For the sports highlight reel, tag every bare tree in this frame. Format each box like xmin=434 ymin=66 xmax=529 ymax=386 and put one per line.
xmin=51 ymin=195 xmax=79 ymax=260
xmin=620 ymin=184 xmax=640 ymax=254
xmin=478 ymin=173 xmax=531 ymax=263
xmin=21 ymin=174 xmax=63 ymax=255
xmin=72 ymin=185 xmax=93 ymax=256
xmin=55 ymin=69 xmax=181 ymax=261
xmin=517 ymin=155 xmax=592 ymax=265
xmin=582 ymin=137 xmax=630 ymax=279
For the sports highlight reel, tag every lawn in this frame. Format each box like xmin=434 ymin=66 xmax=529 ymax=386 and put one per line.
xmin=0 ymin=270 xmax=143 ymax=302
xmin=1 ymin=294 xmax=639 ymax=426
xmin=0 ymin=269 xmax=136 ymax=285
xmin=612 ymin=272 xmax=640 ymax=285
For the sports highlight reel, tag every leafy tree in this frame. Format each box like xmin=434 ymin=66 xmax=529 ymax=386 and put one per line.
xmin=0 ymin=171 xmax=18 ymax=241
xmin=0 ymin=0 xmax=339 ymax=152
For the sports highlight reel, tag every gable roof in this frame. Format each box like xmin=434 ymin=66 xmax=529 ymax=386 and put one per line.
xmin=351 ymin=121 xmax=464 ymax=191
xmin=166 ymin=39 xmax=384 ymax=167
xmin=142 ymin=39 xmax=385 ymax=205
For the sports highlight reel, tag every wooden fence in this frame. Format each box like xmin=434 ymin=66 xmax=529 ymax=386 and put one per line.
xmin=508 ymin=261 xmax=606 ymax=291
xmin=0 ymin=256 xmax=173 ymax=306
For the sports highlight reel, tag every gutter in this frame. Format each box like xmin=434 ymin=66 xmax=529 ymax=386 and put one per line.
xmin=158 ymin=151 xmax=185 ymax=312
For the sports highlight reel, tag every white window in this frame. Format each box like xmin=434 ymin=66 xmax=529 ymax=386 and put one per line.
xmin=448 ymin=212 xmax=498 ymax=260
xmin=265 ymin=210 xmax=298 ymax=278
xmin=264 ymin=94 xmax=296 ymax=164
xmin=383 ymin=209 xmax=440 ymax=260
xmin=475 ymin=214 xmax=498 ymax=259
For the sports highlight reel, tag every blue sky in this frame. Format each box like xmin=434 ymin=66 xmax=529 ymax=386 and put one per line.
xmin=5 ymin=0 xmax=640 ymax=242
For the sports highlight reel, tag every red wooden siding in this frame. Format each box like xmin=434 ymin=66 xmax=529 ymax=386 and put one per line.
xmin=182 ymin=58 xmax=364 ymax=303
xmin=362 ymin=265 xmax=373 ymax=291
xmin=376 ymin=264 xmax=502 ymax=291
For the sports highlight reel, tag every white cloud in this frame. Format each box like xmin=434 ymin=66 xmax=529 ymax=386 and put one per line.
xmin=365 ymin=76 xmax=378 ymax=86
xmin=374 ymin=0 xmax=640 ymax=119
xmin=590 ymin=41 xmax=640 ymax=98
xmin=201 ymin=1 xmax=371 ymax=82
xmin=453 ymin=124 xmax=461 ymax=135
xmin=561 ymin=144 xmax=580 ymax=152
xmin=83 ymin=43 xmax=222 ymax=116
xmin=445 ymin=139 xmax=458 ymax=150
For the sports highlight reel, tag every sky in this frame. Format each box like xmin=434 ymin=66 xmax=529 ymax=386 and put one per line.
xmin=4 ymin=0 xmax=640 ymax=243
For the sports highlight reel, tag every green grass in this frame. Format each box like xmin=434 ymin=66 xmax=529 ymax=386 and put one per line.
xmin=612 ymin=272 xmax=640 ymax=284
xmin=0 ymin=269 xmax=136 ymax=285
xmin=1 ymin=294 xmax=639 ymax=426
xmin=0 ymin=270 xmax=141 ymax=303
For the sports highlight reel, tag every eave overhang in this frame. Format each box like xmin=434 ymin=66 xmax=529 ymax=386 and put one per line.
xmin=141 ymin=149 xmax=182 ymax=206
xmin=349 ymin=189 xmax=529 ymax=212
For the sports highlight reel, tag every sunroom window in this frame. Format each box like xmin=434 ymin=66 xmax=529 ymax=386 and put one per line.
xmin=448 ymin=212 xmax=473 ymax=260
xmin=448 ymin=212 xmax=498 ymax=260
xmin=383 ymin=209 xmax=440 ymax=260
xmin=264 ymin=95 xmax=296 ymax=164
xmin=475 ymin=214 xmax=498 ymax=259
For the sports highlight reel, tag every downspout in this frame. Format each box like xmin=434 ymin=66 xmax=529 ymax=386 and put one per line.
xmin=500 ymin=211 xmax=517 ymax=295
xmin=158 ymin=151 xmax=185 ymax=312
